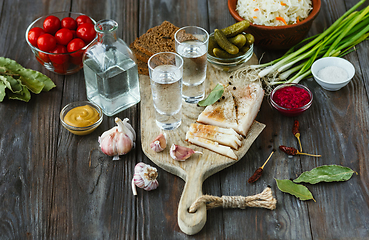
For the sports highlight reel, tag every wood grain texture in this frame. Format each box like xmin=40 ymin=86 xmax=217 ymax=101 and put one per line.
xmin=0 ymin=0 xmax=369 ymax=239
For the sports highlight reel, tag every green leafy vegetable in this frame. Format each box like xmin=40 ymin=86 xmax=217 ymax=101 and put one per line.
xmin=8 ymin=85 xmax=31 ymax=102
xmin=0 ymin=57 xmax=55 ymax=102
xmin=197 ymin=83 xmax=224 ymax=106
xmin=293 ymin=165 xmax=356 ymax=184
xmin=275 ymin=179 xmax=315 ymax=202
xmin=0 ymin=75 xmax=23 ymax=93
xmin=0 ymin=81 xmax=6 ymax=102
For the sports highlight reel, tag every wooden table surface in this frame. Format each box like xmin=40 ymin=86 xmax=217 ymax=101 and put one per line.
xmin=1 ymin=0 xmax=369 ymax=239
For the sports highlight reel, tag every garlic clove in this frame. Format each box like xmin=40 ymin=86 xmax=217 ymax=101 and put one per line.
xmin=170 ymin=144 xmax=202 ymax=161
xmin=150 ymin=133 xmax=167 ymax=152
xmin=132 ymin=162 xmax=159 ymax=195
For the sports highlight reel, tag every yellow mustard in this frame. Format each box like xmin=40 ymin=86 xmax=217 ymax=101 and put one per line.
xmin=64 ymin=105 xmax=100 ymax=128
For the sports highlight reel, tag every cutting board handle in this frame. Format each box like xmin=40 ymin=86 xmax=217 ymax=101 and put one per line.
xmin=177 ymin=172 xmax=206 ymax=235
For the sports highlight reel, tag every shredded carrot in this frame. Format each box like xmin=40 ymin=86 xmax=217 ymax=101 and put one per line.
xmin=276 ymin=17 xmax=287 ymax=25
xmin=253 ymin=16 xmax=258 ymax=19
xmin=254 ymin=8 xmax=259 ymax=11
xmin=281 ymin=1 xmax=286 ymax=6
xmin=296 ymin=16 xmax=300 ymax=23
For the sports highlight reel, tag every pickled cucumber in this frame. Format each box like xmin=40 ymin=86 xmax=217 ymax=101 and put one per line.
xmin=213 ymin=45 xmax=250 ymax=58
xmin=221 ymin=20 xmax=250 ymax=37
xmin=228 ymin=34 xmax=247 ymax=48
xmin=208 ymin=35 xmax=219 ymax=56
xmin=246 ymin=33 xmax=255 ymax=46
xmin=239 ymin=45 xmax=250 ymax=55
xmin=213 ymin=48 xmax=234 ymax=59
xmin=214 ymin=29 xmax=239 ymax=55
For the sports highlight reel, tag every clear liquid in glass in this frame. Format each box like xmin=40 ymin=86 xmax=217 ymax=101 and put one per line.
xmin=150 ymin=65 xmax=182 ymax=130
xmin=84 ymin=46 xmax=140 ymax=116
xmin=177 ymin=40 xmax=207 ymax=103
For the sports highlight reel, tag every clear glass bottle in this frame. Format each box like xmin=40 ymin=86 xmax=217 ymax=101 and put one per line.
xmin=83 ymin=19 xmax=140 ymax=116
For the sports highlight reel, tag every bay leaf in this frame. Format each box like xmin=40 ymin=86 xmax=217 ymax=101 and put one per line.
xmin=293 ymin=165 xmax=356 ymax=184
xmin=197 ymin=83 xmax=224 ymax=106
xmin=275 ymin=179 xmax=316 ymax=201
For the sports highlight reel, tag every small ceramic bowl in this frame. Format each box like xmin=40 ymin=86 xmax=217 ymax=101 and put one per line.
xmin=25 ymin=12 xmax=96 ymax=75
xmin=207 ymin=33 xmax=254 ymax=72
xmin=228 ymin=0 xmax=321 ymax=50
xmin=311 ymin=57 xmax=355 ymax=91
xmin=60 ymin=101 xmax=103 ymax=135
xmin=270 ymin=83 xmax=313 ymax=117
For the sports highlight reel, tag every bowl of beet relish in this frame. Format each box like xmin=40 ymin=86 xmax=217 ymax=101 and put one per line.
xmin=270 ymin=83 xmax=313 ymax=117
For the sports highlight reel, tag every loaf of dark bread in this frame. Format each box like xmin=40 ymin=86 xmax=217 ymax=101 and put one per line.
xmin=134 ymin=21 xmax=179 ymax=57
xmin=130 ymin=21 xmax=198 ymax=75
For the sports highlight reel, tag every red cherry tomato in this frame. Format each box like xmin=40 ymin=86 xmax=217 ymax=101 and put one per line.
xmin=75 ymin=15 xmax=93 ymax=26
xmin=55 ymin=28 xmax=74 ymax=45
xmin=67 ymin=38 xmax=86 ymax=57
xmin=53 ymin=62 xmax=69 ymax=74
xmin=37 ymin=51 xmax=50 ymax=64
xmin=76 ymin=23 xmax=96 ymax=43
xmin=43 ymin=15 xmax=61 ymax=34
xmin=28 ymin=27 xmax=45 ymax=47
xmin=70 ymin=55 xmax=83 ymax=67
xmin=37 ymin=34 xmax=57 ymax=52
xmin=61 ymin=17 xmax=77 ymax=30
xmin=49 ymin=44 xmax=68 ymax=65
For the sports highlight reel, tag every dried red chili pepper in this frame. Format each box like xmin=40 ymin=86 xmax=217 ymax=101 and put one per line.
xmin=279 ymin=145 xmax=321 ymax=157
xmin=248 ymin=150 xmax=275 ymax=183
xmin=292 ymin=120 xmax=300 ymax=136
xmin=248 ymin=168 xmax=263 ymax=183
xmin=292 ymin=120 xmax=302 ymax=152
xmin=279 ymin=145 xmax=298 ymax=155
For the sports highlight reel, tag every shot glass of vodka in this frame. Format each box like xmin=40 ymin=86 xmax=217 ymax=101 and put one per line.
xmin=148 ymin=52 xmax=183 ymax=130
xmin=175 ymin=26 xmax=209 ymax=104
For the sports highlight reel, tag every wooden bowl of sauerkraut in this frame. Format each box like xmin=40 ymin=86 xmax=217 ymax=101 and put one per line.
xmin=228 ymin=0 xmax=321 ymax=50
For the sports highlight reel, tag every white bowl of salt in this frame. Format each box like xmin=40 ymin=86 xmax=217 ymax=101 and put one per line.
xmin=311 ymin=57 xmax=355 ymax=91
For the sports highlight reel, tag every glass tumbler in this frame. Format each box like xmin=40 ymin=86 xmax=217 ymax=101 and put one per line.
xmin=174 ymin=26 xmax=209 ymax=103
xmin=148 ymin=52 xmax=183 ymax=130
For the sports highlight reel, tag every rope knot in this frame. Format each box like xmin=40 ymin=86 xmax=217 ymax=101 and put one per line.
xmin=189 ymin=187 xmax=277 ymax=213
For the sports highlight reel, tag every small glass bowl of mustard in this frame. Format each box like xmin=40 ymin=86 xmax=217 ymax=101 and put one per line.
xmin=60 ymin=101 xmax=103 ymax=135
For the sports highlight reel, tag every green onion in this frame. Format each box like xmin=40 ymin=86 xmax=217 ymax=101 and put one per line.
xmin=233 ymin=0 xmax=369 ymax=87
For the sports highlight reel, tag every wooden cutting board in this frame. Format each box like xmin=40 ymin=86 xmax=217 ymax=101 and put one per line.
xmin=140 ymin=55 xmax=265 ymax=235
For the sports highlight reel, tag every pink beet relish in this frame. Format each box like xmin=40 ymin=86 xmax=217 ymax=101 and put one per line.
xmin=270 ymin=83 xmax=312 ymax=117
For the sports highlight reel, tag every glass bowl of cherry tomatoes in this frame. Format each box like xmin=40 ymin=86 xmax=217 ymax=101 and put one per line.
xmin=25 ymin=12 xmax=97 ymax=75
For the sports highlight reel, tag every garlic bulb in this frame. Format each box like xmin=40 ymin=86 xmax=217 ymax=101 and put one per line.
xmin=132 ymin=162 xmax=159 ymax=195
xmin=170 ymin=144 xmax=202 ymax=161
xmin=150 ymin=133 xmax=166 ymax=152
xmin=99 ymin=117 xmax=136 ymax=160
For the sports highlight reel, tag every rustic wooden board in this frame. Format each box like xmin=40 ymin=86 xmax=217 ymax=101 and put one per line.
xmin=140 ymin=55 xmax=267 ymax=235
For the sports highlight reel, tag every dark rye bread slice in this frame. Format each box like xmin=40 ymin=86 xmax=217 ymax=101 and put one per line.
xmin=130 ymin=39 xmax=151 ymax=63
xmin=137 ymin=61 xmax=149 ymax=75
xmin=134 ymin=21 xmax=179 ymax=57
xmin=129 ymin=42 xmax=149 ymax=75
